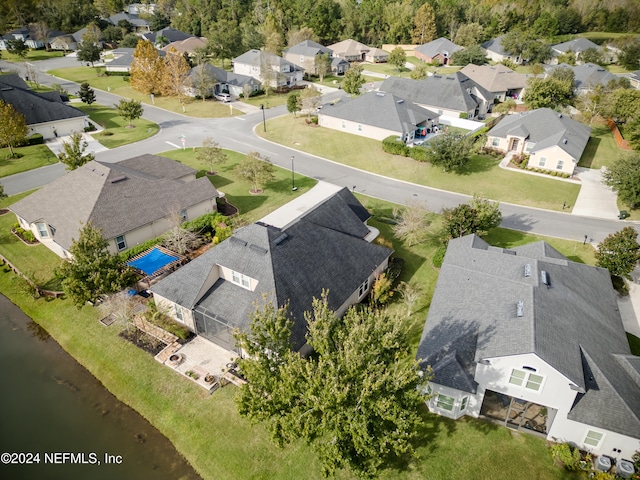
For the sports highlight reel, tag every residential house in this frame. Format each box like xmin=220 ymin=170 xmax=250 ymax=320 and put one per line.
xmin=108 ymin=12 xmax=151 ymax=34
xmin=331 ymin=57 xmax=350 ymax=75
xmin=481 ymin=36 xmax=522 ymax=65
xmin=71 ymin=27 xmax=105 ymax=50
xmin=459 ymin=64 xmax=528 ymax=102
xmin=414 ymin=37 xmax=463 ymax=65
xmin=544 ymin=63 xmax=620 ymax=94
xmin=0 ymin=74 xmax=89 ymax=139
xmin=104 ymin=48 xmax=166 ymax=74
xmin=417 ymin=234 xmax=640 ymax=460
xmin=151 ymin=182 xmax=393 ymax=355
xmin=485 ymin=108 xmax=591 ymax=175
xmin=184 ymin=63 xmax=261 ymax=98
xmin=283 ymin=40 xmax=333 ymax=76
xmin=0 ymin=26 xmax=66 ymax=50
xmin=318 ymin=91 xmax=439 ymax=143
xmin=9 ymin=155 xmax=220 ymax=258
xmin=380 ymin=73 xmax=494 ymax=119
xmin=327 ymin=39 xmax=370 ymax=62
xmin=49 ymin=34 xmax=77 ymax=52
xmin=143 ymin=27 xmax=194 ymax=46
xmin=364 ymin=47 xmax=389 ymax=63
xmin=550 ymin=38 xmax=600 ymax=64
xmin=161 ymin=37 xmax=207 ymax=57
xmin=232 ymin=49 xmax=303 ymax=88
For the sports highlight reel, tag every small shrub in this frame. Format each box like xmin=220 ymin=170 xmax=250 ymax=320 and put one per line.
xmin=409 ymin=146 xmax=429 ymax=162
xmin=551 ymin=171 xmax=557 ymax=176
xmin=22 ymin=230 xmax=36 ymax=242
xmin=12 ymin=222 xmax=20 ymax=229
xmin=101 ymin=131 xmax=114 ymax=136
xmin=382 ymin=135 xmax=410 ymax=156
xmin=432 ymin=245 xmax=447 ymax=268
xmin=459 ymin=112 xmax=469 ymax=119
xmin=550 ymin=442 xmax=581 ymax=471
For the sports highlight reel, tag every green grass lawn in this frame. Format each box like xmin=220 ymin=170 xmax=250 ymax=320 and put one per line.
xmin=1 ymin=49 xmax=66 ymax=62
xmin=361 ymin=62 xmax=412 ymax=77
xmin=259 ymin=115 xmax=581 ymax=211
xmin=578 ymin=123 xmax=621 ymax=169
xmin=48 ymin=67 xmax=244 ymax=118
xmin=73 ymin=103 xmax=159 ymax=148
xmin=0 ymin=144 xmax=58 ymax=178
xmin=239 ymin=92 xmax=291 ymax=109
xmin=0 ymin=178 xmax=587 ymax=479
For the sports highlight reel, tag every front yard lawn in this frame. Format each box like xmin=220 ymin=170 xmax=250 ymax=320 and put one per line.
xmin=48 ymin=66 xmax=244 ymax=118
xmin=578 ymin=123 xmax=620 ymax=169
xmin=74 ymin=103 xmax=159 ymax=148
xmin=0 ymin=144 xmax=58 ymax=178
xmin=259 ymin=115 xmax=581 ymax=211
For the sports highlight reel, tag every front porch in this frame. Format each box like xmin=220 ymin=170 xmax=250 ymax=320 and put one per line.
xmin=479 ymin=390 xmax=555 ymax=438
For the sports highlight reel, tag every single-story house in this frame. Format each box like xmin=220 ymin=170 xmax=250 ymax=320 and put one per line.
xmin=550 ymin=38 xmax=600 ymax=64
xmin=0 ymin=26 xmax=66 ymax=50
xmin=459 ymin=64 xmax=528 ymax=102
xmin=318 ymin=91 xmax=439 ymax=143
xmin=544 ymin=63 xmax=620 ymax=94
xmin=364 ymin=47 xmax=389 ymax=63
xmin=151 ymin=182 xmax=393 ymax=356
xmin=418 ymin=234 xmax=640 ymax=460
xmin=9 ymin=155 xmax=220 ymax=258
xmin=414 ymin=37 xmax=463 ymax=65
xmin=108 ymin=12 xmax=151 ymax=34
xmin=161 ymin=37 xmax=207 ymax=56
xmin=233 ymin=49 xmax=303 ymax=88
xmin=184 ymin=63 xmax=261 ymax=98
xmin=142 ymin=27 xmax=194 ymax=46
xmin=49 ymin=34 xmax=77 ymax=52
xmin=327 ymin=39 xmax=370 ymax=62
xmin=282 ymin=40 xmax=333 ymax=76
xmin=0 ymin=74 xmax=89 ymax=139
xmin=481 ymin=36 xmax=522 ymax=65
xmin=380 ymin=73 xmax=494 ymax=119
xmin=486 ymin=108 xmax=591 ymax=175
xmin=104 ymin=48 xmax=166 ymax=73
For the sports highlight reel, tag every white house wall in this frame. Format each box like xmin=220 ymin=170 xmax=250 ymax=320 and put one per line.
xmin=548 ymin=414 xmax=640 ymax=460
xmin=318 ymin=114 xmax=398 ymax=141
xmin=424 ymin=382 xmax=479 ymax=420
xmin=153 ymin=293 xmax=197 ymax=332
xmin=528 ymin=145 xmax=576 ymax=174
xmin=29 ymin=118 xmax=88 ymax=140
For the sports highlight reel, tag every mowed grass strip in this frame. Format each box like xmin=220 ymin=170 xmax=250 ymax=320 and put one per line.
xmin=0 ymin=145 xmax=59 ymax=178
xmin=259 ymin=115 xmax=581 ymax=211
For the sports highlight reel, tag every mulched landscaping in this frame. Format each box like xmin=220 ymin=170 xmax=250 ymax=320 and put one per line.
xmin=119 ymin=327 xmax=166 ymax=356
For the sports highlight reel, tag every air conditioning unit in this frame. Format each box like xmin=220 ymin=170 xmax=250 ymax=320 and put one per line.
xmin=616 ymin=459 xmax=635 ymax=478
xmin=595 ymin=455 xmax=612 ymax=472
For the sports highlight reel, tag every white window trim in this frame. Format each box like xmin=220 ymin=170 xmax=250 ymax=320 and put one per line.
xmin=508 ymin=368 xmax=545 ymax=392
xmin=539 ymin=157 xmax=547 ymax=167
xmin=492 ymin=138 xmax=500 ymax=147
xmin=357 ymin=278 xmax=369 ymax=299
xmin=231 ymin=270 xmax=251 ymax=289
xmin=115 ymin=235 xmax=127 ymax=251
xmin=583 ymin=429 xmax=604 ymax=449
xmin=435 ymin=393 xmax=455 ymax=411
xmin=460 ymin=396 xmax=468 ymax=412
xmin=556 ymin=160 xmax=565 ymax=170
xmin=36 ymin=222 xmax=49 ymax=238
xmin=175 ymin=304 xmax=184 ymax=323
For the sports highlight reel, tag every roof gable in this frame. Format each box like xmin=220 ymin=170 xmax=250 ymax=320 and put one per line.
xmin=415 ymin=37 xmax=463 ymax=58
xmin=459 ymin=64 xmax=528 ymax=92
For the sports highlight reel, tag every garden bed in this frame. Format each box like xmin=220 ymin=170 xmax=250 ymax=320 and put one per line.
xmin=119 ymin=327 xmax=166 ymax=356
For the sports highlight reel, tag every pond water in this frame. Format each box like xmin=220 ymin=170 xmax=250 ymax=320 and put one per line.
xmin=0 ymin=293 xmax=201 ymax=480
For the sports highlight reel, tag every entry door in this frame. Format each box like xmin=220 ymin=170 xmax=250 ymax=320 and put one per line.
xmin=510 ymin=138 xmax=520 ymax=151
xmin=505 ymin=398 xmax=529 ymax=429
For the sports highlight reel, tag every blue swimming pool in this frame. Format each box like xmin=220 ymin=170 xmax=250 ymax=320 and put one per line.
xmin=127 ymin=247 xmax=178 ymax=276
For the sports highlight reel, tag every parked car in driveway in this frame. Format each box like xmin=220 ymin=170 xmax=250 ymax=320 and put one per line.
xmin=214 ymin=93 xmax=231 ymax=102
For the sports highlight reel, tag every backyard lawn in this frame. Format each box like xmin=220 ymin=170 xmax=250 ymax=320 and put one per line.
xmin=74 ymin=103 xmax=159 ymax=148
xmin=578 ymin=123 xmax=620 ymax=169
xmin=48 ymin=66 xmax=244 ymax=118
xmin=259 ymin=115 xmax=581 ymax=212
xmin=0 ymin=145 xmax=58 ymax=178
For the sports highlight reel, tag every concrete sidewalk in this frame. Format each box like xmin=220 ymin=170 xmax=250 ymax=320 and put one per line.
xmin=45 ymin=132 xmax=108 ymax=157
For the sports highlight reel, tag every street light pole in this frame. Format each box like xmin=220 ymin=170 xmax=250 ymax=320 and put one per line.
xmin=260 ymin=104 xmax=266 ymax=132
xmin=291 ymin=155 xmax=298 ymax=191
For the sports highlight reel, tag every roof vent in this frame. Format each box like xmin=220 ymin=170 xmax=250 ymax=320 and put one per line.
xmin=563 ymin=138 xmax=568 ymax=144
xmin=274 ymin=233 xmax=289 ymax=245
xmin=558 ymin=113 xmax=563 ymax=118
xmin=516 ymin=300 xmax=524 ymax=318
xmin=396 ymin=99 xmax=404 ymax=103
xmin=0 ymin=87 xmax=13 ymax=91
xmin=524 ymin=264 xmax=531 ymax=277
xmin=229 ymin=236 xmax=247 ymax=247
xmin=110 ymin=175 xmax=127 ymax=183
xmin=249 ymin=244 xmax=267 ymax=255
xmin=541 ymin=270 xmax=550 ymax=287
xmin=376 ymin=92 xmax=385 ymax=97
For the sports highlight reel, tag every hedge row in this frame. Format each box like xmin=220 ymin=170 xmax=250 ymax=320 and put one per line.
xmin=381 ymin=136 xmax=430 ymax=162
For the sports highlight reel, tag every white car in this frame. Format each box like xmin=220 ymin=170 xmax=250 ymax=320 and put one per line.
xmin=215 ymin=93 xmax=231 ymax=102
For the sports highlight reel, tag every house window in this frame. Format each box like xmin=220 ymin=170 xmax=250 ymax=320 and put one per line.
xmin=525 ymin=142 xmax=534 ymax=152
xmin=115 ymin=235 xmax=127 ymax=251
xmin=35 ymin=222 xmax=49 ymax=238
xmin=539 ymin=157 xmax=547 ymax=167
xmin=436 ymin=394 xmax=455 ymax=411
xmin=460 ymin=396 xmax=468 ymax=411
xmin=556 ymin=160 xmax=564 ymax=170
xmin=583 ymin=430 xmax=604 ymax=448
xmin=509 ymin=368 xmax=544 ymax=392
xmin=427 ymin=385 xmax=432 ymax=396
xmin=358 ymin=278 xmax=369 ymax=298
xmin=175 ymin=305 xmax=184 ymax=323
xmin=492 ymin=138 xmax=500 ymax=147
xmin=231 ymin=270 xmax=251 ymax=289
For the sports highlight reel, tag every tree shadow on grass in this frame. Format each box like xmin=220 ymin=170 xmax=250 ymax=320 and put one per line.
xmin=197 ymin=171 xmax=233 ymax=189
xmin=454 ymin=155 xmax=498 ymax=176
xmin=225 ymin=193 xmax=267 ymax=214
xmin=578 ymin=137 xmax=600 ymax=168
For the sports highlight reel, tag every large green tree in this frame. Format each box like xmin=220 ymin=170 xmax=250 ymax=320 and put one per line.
xmin=441 ymin=196 xmax=502 ymax=240
xmin=55 ymin=222 xmax=137 ymax=308
xmin=426 ymin=131 xmax=475 ymax=172
xmin=207 ymin=19 xmax=243 ymax=68
xmin=77 ymin=82 xmax=96 ymax=105
xmin=450 ymin=44 xmax=488 ymax=66
xmin=0 ymin=101 xmax=28 ymax=157
xmin=6 ymin=38 xmax=29 ymax=59
xmin=342 ymin=64 xmax=365 ymax=95
xmin=412 ymin=2 xmax=437 ymax=44
xmin=76 ymin=31 xmax=101 ymax=67
xmin=235 ymin=151 xmax=276 ymax=194
xmin=57 ymin=132 xmax=95 ymax=170
xmin=603 ymin=153 xmax=640 ymax=209
xmin=595 ymin=227 xmax=640 ymax=279
xmin=388 ymin=47 xmax=407 ymax=71
xmin=235 ymin=293 xmax=427 ymax=479
xmin=523 ymin=77 xmax=574 ymax=109
xmin=115 ymin=99 xmax=144 ymax=127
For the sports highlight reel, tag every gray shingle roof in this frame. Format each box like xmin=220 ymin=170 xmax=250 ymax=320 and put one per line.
xmin=459 ymin=64 xmax=528 ymax=93
xmin=481 ymin=36 xmax=509 ymax=56
xmin=151 ymin=187 xmax=393 ymax=350
xmin=284 ymin=40 xmax=332 ymax=57
xmin=415 ymin=37 xmax=463 ymax=59
xmin=570 ymin=63 xmax=618 ymax=90
xmin=0 ymin=79 xmax=87 ymax=126
xmin=187 ymin=63 xmax=260 ymax=88
xmin=487 ymin=108 xmax=591 ymax=160
xmin=380 ymin=73 xmax=493 ymax=113
xmin=552 ymin=38 xmax=600 ymax=54
xmin=145 ymin=27 xmax=193 ymax=44
xmin=418 ymin=234 xmax=640 ymax=438
xmin=233 ymin=49 xmax=301 ymax=72
xmin=320 ymin=91 xmax=439 ymax=134
xmin=9 ymin=156 xmax=219 ymax=250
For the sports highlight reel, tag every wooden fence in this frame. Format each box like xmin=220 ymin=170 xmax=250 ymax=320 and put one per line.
xmin=607 ymin=119 xmax=632 ymax=150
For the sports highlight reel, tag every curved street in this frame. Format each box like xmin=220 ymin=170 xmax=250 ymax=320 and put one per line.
xmin=1 ymin=57 xmax=637 ymax=244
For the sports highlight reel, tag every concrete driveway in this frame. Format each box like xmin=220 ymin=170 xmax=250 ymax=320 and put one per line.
xmin=572 ymin=167 xmax=620 ymax=220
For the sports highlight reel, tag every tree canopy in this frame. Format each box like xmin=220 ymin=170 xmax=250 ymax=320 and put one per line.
xmin=441 ymin=195 xmax=502 ymax=240
xmin=595 ymin=227 xmax=640 ymax=279
xmin=425 ymin=131 xmax=475 ymax=172
xmin=7 ymin=39 xmax=29 ymax=59
xmin=55 ymin=222 xmax=137 ymax=308
xmin=115 ymin=99 xmax=144 ymax=127
xmin=235 ymin=293 xmax=428 ymax=478
xmin=523 ymin=77 xmax=574 ymax=109
xmin=342 ymin=64 xmax=365 ymax=95
xmin=77 ymin=82 xmax=96 ymax=105
xmin=130 ymin=40 xmax=165 ymax=95
xmin=235 ymin=151 xmax=276 ymax=194
xmin=57 ymin=132 xmax=95 ymax=170
xmin=196 ymin=137 xmax=227 ymax=174
xmin=0 ymin=101 xmax=28 ymax=157
xmin=602 ymin=153 xmax=640 ymax=209
xmin=388 ymin=47 xmax=407 ymax=71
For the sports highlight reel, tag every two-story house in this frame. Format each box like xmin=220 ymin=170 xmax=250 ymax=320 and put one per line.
xmin=233 ymin=49 xmax=303 ymax=88
xmin=418 ymin=235 xmax=640 ymax=460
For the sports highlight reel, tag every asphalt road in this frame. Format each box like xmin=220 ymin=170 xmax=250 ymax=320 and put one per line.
xmin=1 ymin=57 xmax=637 ymax=244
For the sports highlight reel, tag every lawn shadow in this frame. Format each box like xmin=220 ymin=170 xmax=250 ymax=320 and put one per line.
xmin=225 ymin=193 xmax=267 ymax=214
xmin=198 ymin=171 xmax=233 ymax=189
xmin=455 ymin=155 xmax=498 ymax=176
xmin=578 ymin=136 xmax=600 ymax=168
xmin=482 ymin=228 xmax=530 ymax=248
